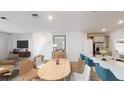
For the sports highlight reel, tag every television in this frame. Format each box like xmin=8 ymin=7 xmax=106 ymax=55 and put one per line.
xmin=17 ymin=40 xmax=28 ymax=48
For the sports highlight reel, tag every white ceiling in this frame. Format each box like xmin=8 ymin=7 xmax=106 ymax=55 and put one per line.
xmin=0 ymin=11 xmax=124 ymax=33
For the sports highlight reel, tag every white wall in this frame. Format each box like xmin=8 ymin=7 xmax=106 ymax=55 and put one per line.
xmin=11 ymin=31 xmax=85 ymax=62
xmin=0 ymin=32 xmax=13 ymax=60
xmin=12 ymin=33 xmax=52 ymax=59
xmin=66 ymin=31 xmax=84 ymax=61
xmin=33 ymin=33 xmax=52 ymax=59
xmin=5 ymin=28 xmax=124 ymax=61
xmin=109 ymin=28 xmax=124 ymax=52
xmin=7 ymin=34 xmax=14 ymax=53
xmin=53 ymin=31 xmax=84 ymax=61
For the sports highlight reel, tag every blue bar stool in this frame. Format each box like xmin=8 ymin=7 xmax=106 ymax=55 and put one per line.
xmin=84 ymin=56 xmax=95 ymax=67
xmin=80 ymin=53 xmax=85 ymax=60
xmin=84 ymin=56 xmax=95 ymax=80
xmin=95 ymin=63 xmax=121 ymax=81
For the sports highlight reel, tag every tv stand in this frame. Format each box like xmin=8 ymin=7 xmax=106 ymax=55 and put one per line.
xmin=12 ymin=51 xmax=31 ymax=58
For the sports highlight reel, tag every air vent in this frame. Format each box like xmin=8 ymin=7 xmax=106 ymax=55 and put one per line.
xmin=0 ymin=16 xmax=7 ymax=19
xmin=32 ymin=13 xmax=40 ymax=19
xmin=32 ymin=13 xmax=38 ymax=16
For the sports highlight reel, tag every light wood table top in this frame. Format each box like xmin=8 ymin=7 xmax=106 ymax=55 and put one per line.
xmin=38 ymin=58 xmax=71 ymax=81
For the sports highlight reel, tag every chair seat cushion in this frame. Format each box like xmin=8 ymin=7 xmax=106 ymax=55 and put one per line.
xmin=36 ymin=63 xmax=45 ymax=69
xmin=35 ymin=57 xmax=43 ymax=68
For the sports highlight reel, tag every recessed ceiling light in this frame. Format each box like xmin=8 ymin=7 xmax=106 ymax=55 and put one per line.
xmin=101 ymin=28 xmax=106 ymax=32
xmin=118 ymin=20 xmax=124 ymax=24
xmin=48 ymin=15 xmax=53 ymax=20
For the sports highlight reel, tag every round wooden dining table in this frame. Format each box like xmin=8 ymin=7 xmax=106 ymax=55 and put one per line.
xmin=38 ymin=58 xmax=71 ymax=81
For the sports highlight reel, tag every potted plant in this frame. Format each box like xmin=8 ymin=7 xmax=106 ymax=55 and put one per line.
xmin=99 ymin=48 xmax=107 ymax=61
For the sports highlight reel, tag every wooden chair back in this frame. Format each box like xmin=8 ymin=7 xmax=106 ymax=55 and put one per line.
xmin=19 ymin=60 xmax=35 ymax=76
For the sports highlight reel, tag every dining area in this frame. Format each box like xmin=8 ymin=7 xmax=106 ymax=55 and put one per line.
xmin=1 ymin=51 xmax=124 ymax=81
xmin=18 ymin=51 xmax=72 ymax=81
xmin=3 ymin=52 xmax=123 ymax=81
